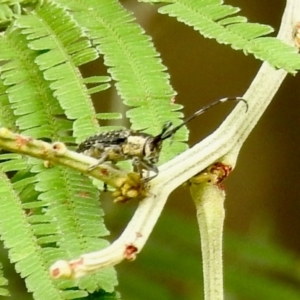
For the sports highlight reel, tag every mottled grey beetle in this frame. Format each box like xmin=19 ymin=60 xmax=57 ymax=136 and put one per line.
xmin=77 ymin=97 xmax=247 ymax=180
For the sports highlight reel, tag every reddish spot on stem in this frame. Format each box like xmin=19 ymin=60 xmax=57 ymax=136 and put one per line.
xmin=136 ymin=232 xmax=142 ymax=238
xmin=70 ymin=257 xmax=84 ymax=268
xmin=51 ymin=142 xmax=67 ymax=155
xmin=100 ymin=168 xmax=109 ymax=176
xmin=209 ymin=162 xmax=232 ymax=189
xmin=52 ymin=143 xmax=60 ymax=150
xmin=124 ymin=244 xmax=138 ymax=261
xmin=51 ymin=267 xmax=60 ymax=278
xmin=41 ymin=146 xmax=49 ymax=155
xmin=15 ymin=135 xmax=31 ymax=148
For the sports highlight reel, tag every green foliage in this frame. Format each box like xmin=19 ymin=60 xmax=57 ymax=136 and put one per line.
xmin=0 ymin=262 xmax=9 ymax=297
xmin=0 ymin=1 xmax=43 ymax=29
xmin=0 ymin=0 xmax=299 ymax=299
xmin=143 ymin=0 xmax=300 ymax=73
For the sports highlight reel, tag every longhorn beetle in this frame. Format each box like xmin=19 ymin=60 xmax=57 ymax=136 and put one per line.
xmin=77 ymin=97 xmax=247 ymax=180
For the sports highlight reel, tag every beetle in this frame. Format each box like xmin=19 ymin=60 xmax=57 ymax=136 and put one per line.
xmin=77 ymin=97 xmax=247 ymax=180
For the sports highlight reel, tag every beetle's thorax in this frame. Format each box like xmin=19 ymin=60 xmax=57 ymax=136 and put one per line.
xmin=121 ymin=134 xmax=149 ymax=159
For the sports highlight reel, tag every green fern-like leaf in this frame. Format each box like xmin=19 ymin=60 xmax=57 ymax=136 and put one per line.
xmin=0 ymin=2 xmax=22 ymax=28
xmin=0 ymin=154 xmax=28 ymax=173
xmin=0 ymin=0 xmax=44 ymax=32
xmin=0 ymin=30 xmax=72 ymax=141
xmin=0 ymin=262 xmax=9 ymax=297
xmin=0 ymin=170 xmax=76 ymax=300
xmin=14 ymin=1 xmax=117 ymax=142
xmin=0 ymin=80 xmax=17 ymax=130
xmin=149 ymin=0 xmax=300 ymax=73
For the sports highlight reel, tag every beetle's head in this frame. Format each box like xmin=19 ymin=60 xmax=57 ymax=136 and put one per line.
xmin=143 ymin=122 xmax=174 ymax=163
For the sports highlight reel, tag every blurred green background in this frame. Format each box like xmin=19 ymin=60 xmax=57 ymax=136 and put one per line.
xmin=2 ymin=0 xmax=300 ymax=299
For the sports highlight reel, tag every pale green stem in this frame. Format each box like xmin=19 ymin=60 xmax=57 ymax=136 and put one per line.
xmin=190 ymin=183 xmax=225 ymax=300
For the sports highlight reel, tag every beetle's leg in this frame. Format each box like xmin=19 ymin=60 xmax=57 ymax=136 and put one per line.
xmin=142 ymin=163 xmax=159 ymax=182
xmin=103 ymin=183 xmax=108 ymax=192
xmin=87 ymin=151 xmax=109 ymax=171
xmin=132 ymin=157 xmax=159 ymax=181
xmin=87 ymin=145 xmax=123 ymax=171
xmin=132 ymin=157 xmax=143 ymax=177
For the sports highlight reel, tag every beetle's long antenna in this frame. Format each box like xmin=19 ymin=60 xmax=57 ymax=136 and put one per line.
xmin=160 ymin=97 xmax=248 ymax=140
